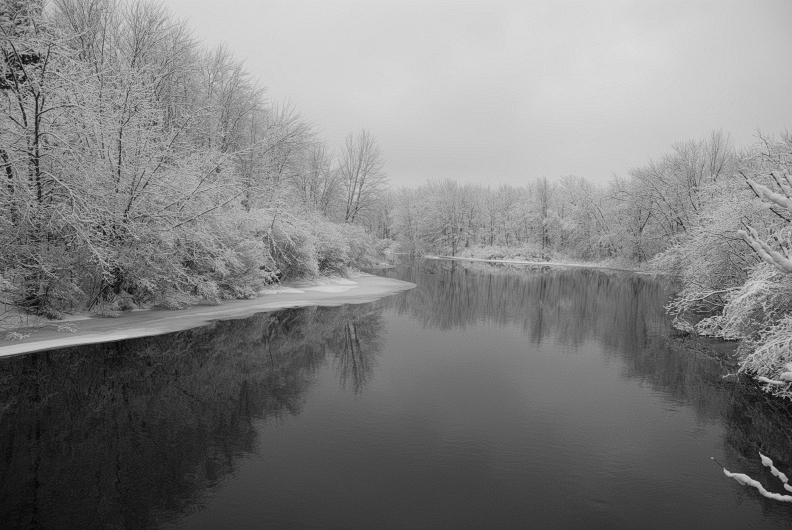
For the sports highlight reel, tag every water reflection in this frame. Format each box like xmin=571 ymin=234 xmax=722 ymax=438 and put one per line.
xmin=3 ymin=261 xmax=792 ymax=528
xmin=385 ymin=262 xmax=742 ymax=407
xmin=382 ymin=262 xmax=791 ymax=474
xmin=727 ymin=382 xmax=792 ymax=463
xmin=0 ymin=304 xmax=382 ymax=530
xmin=385 ymin=260 xmax=669 ymax=348
xmin=332 ymin=319 xmax=382 ymax=394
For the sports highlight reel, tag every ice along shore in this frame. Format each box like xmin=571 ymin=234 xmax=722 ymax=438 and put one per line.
xmin=0 ymin=275 xmax=415 ymax=358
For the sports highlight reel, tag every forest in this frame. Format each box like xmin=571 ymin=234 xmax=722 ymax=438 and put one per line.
xmin=3 ymin=1 xmax=792 ymax=399
xmin=0 ymin=0 xmax=388 ymax=319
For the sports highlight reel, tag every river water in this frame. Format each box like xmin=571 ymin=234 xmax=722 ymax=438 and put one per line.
xmin=2 ymin=260 xmax=792 ymax=529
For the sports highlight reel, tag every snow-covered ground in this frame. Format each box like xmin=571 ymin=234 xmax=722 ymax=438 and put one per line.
xmin=0 ymin=275 xmax=415 ymax=358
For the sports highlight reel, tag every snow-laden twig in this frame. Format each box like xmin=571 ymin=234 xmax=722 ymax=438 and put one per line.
xmin=756 ymin=375 xmax=787 ymax=386
xmin=738 ymin=227 xmax=792 ymax=274
xmin=714 ymin=454 xmax=792 ymax=502
xmin=759 ymin=453 xmax=792 ymax=493
xmin=746 ymin=176 xmax=792 ymax=211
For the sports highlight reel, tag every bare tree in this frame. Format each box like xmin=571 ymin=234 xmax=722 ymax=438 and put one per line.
xmin=392 ymin=187 xmax=423 ymax=255
xmin=531 ymin=176 xmax=555 ymax=251
xmin=339 ymin=129 xmax=387 ymax=223
xmin=290 ymin=142 xmax=339 ymax=216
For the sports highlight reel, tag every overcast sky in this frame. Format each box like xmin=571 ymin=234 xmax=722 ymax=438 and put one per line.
xmin=160 ymin=0 xmax=792 ymax=187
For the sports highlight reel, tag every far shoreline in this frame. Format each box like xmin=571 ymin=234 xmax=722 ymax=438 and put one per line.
xmin=421 ymin=255 xmax=652 ymax=274
xmin=0 ymin=275 xmax=415 ymax=359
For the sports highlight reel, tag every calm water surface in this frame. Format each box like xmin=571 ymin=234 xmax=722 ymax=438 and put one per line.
xmin=2 ymin=260 xmax=792 ymax=529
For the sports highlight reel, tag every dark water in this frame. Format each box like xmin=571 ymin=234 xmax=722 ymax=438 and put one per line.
xmin=2 ymin=261 xmax=792 ymax=529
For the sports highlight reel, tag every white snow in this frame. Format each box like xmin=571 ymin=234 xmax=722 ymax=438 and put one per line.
xmin=0 ymin=276 xmax=414 ymax=358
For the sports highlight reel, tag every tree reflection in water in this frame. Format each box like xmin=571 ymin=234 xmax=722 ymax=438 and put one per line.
xmin=332 ymin=319 xmax=382 ymax=394
xmin=0 ymin=304 xmax=383 ymax=530
xmin=4 ymin=261 xmax=792 ymax=529
xmin=385 ymin=260 xmax=670 ymax=348
xmin=381 ymin=261 xmax=792 ymax=494
xmin=384 ymin=262 xmax=740 ymax=413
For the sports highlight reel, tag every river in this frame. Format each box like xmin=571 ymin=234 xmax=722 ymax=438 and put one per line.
xmin=2 ymin=259 xmax=792 ymax=529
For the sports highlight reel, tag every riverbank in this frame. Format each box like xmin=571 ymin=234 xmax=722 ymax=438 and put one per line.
xmin=422 ymin=255 xmax=650 ymax=274
xmin=0 ymin=275 xmax=415 ymax=358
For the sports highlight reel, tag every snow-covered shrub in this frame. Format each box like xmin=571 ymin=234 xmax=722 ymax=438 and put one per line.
xmin=338 ymin=223 xmax=378 ymax=269
xmin=267 ymin=217 xmax=319 ymax=280
xmin=691 ymin=264 xmax=792 ymax=342
xmin=377 ymin=238 xmax=399 ymax=264
xmin=311 ymin=220 xmax=351 ymax=273
xmin=154 ymin=289 xmax=201 ymax=310
xmin=308 ymin=220 xmax=379 ymax=273
xmin=188 ymin=210 xmax=278 ymax=299
xmin=654 ymin=174 xmax=760 ymax=329
xmin=666 ymin=134 xmax=792 ymax=400
xmin=740 ymin=315 xmax=792 ymax=400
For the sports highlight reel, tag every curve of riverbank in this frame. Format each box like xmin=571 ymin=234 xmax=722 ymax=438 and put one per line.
xmin=0 ymin=275 xmax=415 ymax=358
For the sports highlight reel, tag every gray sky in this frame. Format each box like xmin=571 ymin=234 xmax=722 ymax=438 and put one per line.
xmin=161 ymin=0 xmax=792 ymax=187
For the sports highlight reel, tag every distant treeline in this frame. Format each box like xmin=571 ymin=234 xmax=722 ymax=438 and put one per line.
xmin=381 ymin=130 xmax=743 ymax=265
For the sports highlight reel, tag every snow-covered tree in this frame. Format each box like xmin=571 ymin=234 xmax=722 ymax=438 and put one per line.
xmin=340 ymin=129 xmax=387 ymax=224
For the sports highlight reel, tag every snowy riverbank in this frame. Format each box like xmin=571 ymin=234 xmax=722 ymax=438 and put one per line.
xmin=0 ymin=275 xmax=415 ymax=358
xmin=422 ymin=255 xmax=650 ymax=274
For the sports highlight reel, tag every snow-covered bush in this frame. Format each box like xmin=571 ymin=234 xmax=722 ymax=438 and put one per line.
xmin=741 ymin=315 xmax=792 ymax=400
xmin=266 ymin=217 xmax=319 ymax=280
xmin=309 ymin=219 xmax=379 ymax=273
xmin=337 ymin=223 xmax=378 ymax=269
xmin=662 ymin=133 xmax=792 ymax=400
xmin=311 ymin=220 xmax=351 ymax=273
xmin=691 ymin=264 xmax=792 ymax=342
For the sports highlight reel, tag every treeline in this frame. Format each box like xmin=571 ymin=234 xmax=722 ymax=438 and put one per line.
xmin=383 ymin=130 xmax=738 ymax=264
xmin=0 ymin=0 xmax=389 ymax=319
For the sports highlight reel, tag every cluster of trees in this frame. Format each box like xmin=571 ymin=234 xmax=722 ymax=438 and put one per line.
xmin=0 ymin=0 xmax=389 ymax=319
xmin=659 ymin=132 xmax=792 ymax=399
